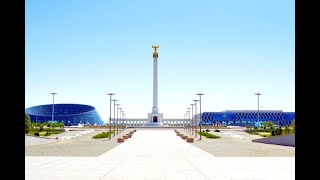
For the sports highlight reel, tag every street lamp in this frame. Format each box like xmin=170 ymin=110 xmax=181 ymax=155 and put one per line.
xmin=185 ymin=113 xmax=187 ymax=132
xmin=196 ymin=93 xmax=204 ymax=140
xmin=255 ymin=92 xmax=262 ymax=124
xmin=50 ymin=92 xmax=57 ymax=123
xmin=122 ymin=110 xmax=125 ymax=127
xmin=118 ymin=108 xmax=122 ymax=131
xmin=190 ymin=104 xmax=195 ymax=135
xmin=184 ymin=113 xmax=186 ymax=131
xmin=107 ymin=93 xmax=115 ymax=140
xmin=193 ymin=99 xmax=199 ymax=137
xmin=187 ymin=108 xmax=191 ymax=134
xmin=123 ymin=112 xmax=125 ymax=128
xmin=116 ymin=104 xmax=120 ymax=134
xmin=184 ymin=114 xmax=186 ymax=130
xmin=111 ymin=99 xmax=118 ymax=137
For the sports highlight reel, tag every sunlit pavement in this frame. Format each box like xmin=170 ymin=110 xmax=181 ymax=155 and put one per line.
xmin=26 ymin=129 xmax=294 ymax=180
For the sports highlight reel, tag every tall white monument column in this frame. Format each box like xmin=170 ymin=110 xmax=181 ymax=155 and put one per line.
xmin=152 ymin=47 xmax=159 ymax=113
xmin=148 ymin=45 xmax=163 ymax=126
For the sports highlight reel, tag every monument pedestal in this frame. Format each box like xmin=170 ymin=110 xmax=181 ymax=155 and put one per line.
xmin=147 ymin=113 xmax=163 ymax=126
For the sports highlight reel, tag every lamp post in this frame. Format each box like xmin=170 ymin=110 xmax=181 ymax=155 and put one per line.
xmin=184 ymin=113 xmax=187 ymax=131
xmin=122 ymin=111 xmax=125 ymax=127
xmin=186 ymin=111 xmax=191 ymax=133
xmin=187 ymin=108 xmax=191 ymax=134
xmin=184 ymin=114 xmax=186 ymax=130
xmin=193 ymin=99 xmax=199 ymax=137
xmin=122 ymin=110 xmax=124 ymax=128
xmin=119 ymin=108 xmax=122 ymax=130
xmin=107 ymin=93 xmax=115 ymax=140
xmin=255 ymin=92 xmax=262 ymax=124
xmin=123 ymin=112 xmax=125 ymax=128
xmin=111 ymin=99 xmax=117 ymax=136
xmin=50 ymin=92 xmax=57 ymax=123
xmin=190 ymin=104 xmax=195 ymax=135
xmin=196 ymin=93 xmax=204 ymax=140
xmin=186 ymin=113 xmax=188 ymax=131
xmin=116 ymin=103 xmax=120 ymax=134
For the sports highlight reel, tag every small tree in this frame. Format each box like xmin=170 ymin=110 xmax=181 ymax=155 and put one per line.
xmin=25 ymin=113 xmax=32 ymax=133
xmin=292 ymin=119 xmax=295 ymax=133
xmin=274 ymin=127 xmax=283 ymax=136
xmin=58 ymin=122 xmax=65 ymax=129
xmin=284 ymin=126 xmax=290 ymax=134
xmin=39 ymin=124 xmax=44 ymax=132
xmin=263 ymin=121 xmax=275 ymax=128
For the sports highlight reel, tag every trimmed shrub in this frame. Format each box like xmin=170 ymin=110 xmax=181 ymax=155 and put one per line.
xmin=45 ymin=132 xmax=52 ymax=136
xmin=206 ymin=129 xmax=210 ymax=132
xmin=292 ymin=119 xmax=295 ymax=132
xmin=247 ymin=131 xmax=259 ymax=135
xmin=34 ymin=132 xmax=40 ymax=136
xmin=206 ymin=133 xmax=221 ymax=139
xmin=261 ymin=134 xmax=270 ymax=138
xmin=284 ymin=126 xmax=290 ymax=134
xmin=93 ymin=132 xmax=112 ymax=139
xmin=274 ymin=127 xmax=282 ymax=136
xmin=197 ymin=131 xmax=221 ymax=139
xmin=263 ymin=121 xmax=275 ymax=128
xmin=214 ymin=130 xmax=220 ymax=132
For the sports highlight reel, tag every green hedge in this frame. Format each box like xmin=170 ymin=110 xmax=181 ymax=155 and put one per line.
xmin=245 ymin=129 xmax=272 ymax=133
xmin=197 ymin=131 xmax=221 ymax=139
xmin=92 ymin=132 xmax=113 ymax=139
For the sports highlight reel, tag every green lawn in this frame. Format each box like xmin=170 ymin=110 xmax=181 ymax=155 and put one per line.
xmin=197 ymin=131 xmax=221 ymax=139
xmin=92 ymin=131 xmax=114 ymax=139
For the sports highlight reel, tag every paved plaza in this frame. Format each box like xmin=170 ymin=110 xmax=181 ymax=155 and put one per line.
xmin=25 ymin=128 xmax=132 ymax=156
xmin=182 ymin=127 xmax=295 ymax=157
xmin=26 ymin=129 xmax=294 ymax=179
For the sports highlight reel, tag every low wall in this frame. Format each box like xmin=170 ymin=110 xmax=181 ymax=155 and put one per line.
xmin=252 ymin=134 xmax=295 ymax=147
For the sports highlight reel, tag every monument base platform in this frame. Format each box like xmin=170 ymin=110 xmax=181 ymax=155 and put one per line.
xmin=144 ymin=122 xmax=169 ymax=127
xmin=148 ymin=113 xmax=163 ymax=125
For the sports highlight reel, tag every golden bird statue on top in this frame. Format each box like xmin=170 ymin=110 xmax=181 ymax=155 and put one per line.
xmin=152 ymin=45 xmax=159 ymax=58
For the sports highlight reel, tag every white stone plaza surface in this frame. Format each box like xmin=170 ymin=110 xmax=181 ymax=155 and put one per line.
xmin=26 ymin=129 xmax=295 ymax=180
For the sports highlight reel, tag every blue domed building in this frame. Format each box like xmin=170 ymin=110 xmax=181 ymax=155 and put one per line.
xmin=25 ymin=104 xmax=104 ymax=126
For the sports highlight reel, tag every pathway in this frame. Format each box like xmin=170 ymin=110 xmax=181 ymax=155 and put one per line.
xmin=25 ymin=129 xmax=294 ymax=180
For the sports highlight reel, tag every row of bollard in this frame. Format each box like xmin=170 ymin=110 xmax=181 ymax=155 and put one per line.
xmin=117 ymin=129 xmax=137 ymax=143
xmin=174 ymin=129 xmax=193 ymax=142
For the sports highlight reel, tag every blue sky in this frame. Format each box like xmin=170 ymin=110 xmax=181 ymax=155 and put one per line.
xmin=25 ymin=0 xmax=295 ymax=121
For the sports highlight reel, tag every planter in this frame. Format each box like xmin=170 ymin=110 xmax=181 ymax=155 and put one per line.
xmin=117 ymin=137 xmax=124 ymax=142
xmin=187 ymin=137 xmax=194 ymax=142
xmin=123 ymin=135 xmax=129 ymax=139
xmin=182 ymin=135 xmax=188 ymax=139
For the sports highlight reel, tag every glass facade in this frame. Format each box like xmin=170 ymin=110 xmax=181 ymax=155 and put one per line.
xmin=195 ymin=110 xmax=295 ymax=126
xmin=25 ymin=104 xmax=104 ymax=126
